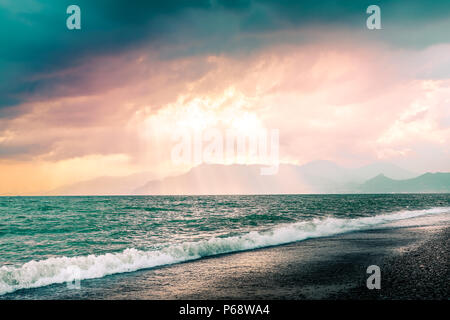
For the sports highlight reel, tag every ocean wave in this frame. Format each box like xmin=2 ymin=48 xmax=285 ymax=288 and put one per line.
xmin=0 ymin=206 xmax=448 ymax=295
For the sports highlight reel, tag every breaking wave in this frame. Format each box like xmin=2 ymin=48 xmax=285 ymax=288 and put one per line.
xmin=0 ymin=206 xmax=448 ymax=295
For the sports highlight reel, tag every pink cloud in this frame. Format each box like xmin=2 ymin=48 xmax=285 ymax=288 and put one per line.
xmin=1 ymin=39 xmax=449 ymax=194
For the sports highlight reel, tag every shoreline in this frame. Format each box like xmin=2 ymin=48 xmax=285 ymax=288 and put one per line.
xmin=2 ymin=212 xmax=448 ymax=300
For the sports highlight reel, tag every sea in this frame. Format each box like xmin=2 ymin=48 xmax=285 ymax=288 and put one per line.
xmin=0 ymin=194 xmax=449 ymax=298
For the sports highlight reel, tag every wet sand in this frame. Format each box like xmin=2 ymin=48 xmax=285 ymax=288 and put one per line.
xmin=2 ymin=213 xmax=448 ymax=300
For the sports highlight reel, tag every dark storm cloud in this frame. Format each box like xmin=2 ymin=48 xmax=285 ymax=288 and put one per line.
xmin=0 ymin=0 xmax=213 ymax=109
xmin=0 ymin=0 xmax=449 ymax=110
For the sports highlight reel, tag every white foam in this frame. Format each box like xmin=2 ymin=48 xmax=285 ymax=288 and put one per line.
xmin=0 ymin=206 xmax=448 ymax=295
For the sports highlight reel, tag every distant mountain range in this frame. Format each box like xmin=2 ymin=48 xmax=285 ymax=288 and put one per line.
xmin=47 ymin=161 xmax=449 ymax=195
xmin=359 ymin=173 xmax=450 ymax=193
xmin=133 ymin=162 xmax=429 ymax=195
xmin=47 ymin=171 xmax=157 ymax=195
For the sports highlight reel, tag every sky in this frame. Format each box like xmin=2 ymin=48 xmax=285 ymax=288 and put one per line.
xmin=0 ymin=0 xmax=449 ymax=195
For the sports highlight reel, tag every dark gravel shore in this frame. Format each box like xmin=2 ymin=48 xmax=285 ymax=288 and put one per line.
xmin=333 ymin=226 xmax=449 ymax=300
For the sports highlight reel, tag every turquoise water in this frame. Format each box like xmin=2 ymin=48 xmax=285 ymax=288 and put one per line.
xmin=0 ymin=194 xmax=449 ymax=296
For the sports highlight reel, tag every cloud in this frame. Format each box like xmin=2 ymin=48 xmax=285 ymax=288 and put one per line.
xmin=5 ymin=41 xmax=447 ymax=164
xmin=0 ymin=1 xmax=449 ymax=194
xmin=1 ymin=0 xmax=450 ymax=109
